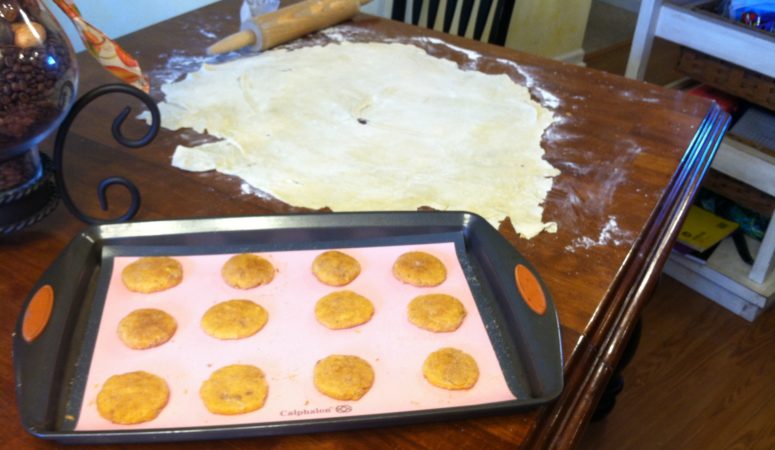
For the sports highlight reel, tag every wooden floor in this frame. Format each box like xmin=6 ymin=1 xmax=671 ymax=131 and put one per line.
xmin=578 ymin=12 xmax=775 ymax=447
xmin=579 ymin=276 xmax=775 ymax=450
xmin=584 ymin=38 xmax=684 ymax=87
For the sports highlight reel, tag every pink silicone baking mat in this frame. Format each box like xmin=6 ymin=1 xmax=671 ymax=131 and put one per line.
xmin=75 ymin=242 xmax=516 ymax=431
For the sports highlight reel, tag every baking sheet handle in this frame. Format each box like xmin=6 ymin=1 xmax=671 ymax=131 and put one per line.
xmin=467 ymin=217 xmax=564 ymax=400
xmin=13 ymin=231 xmax=99 ymax=436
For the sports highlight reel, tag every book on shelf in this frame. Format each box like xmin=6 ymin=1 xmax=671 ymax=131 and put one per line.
xmin=676 ymin=205 xmax=739 ymax=253
xmin=672 ymin=241 xmax=719 ymax=265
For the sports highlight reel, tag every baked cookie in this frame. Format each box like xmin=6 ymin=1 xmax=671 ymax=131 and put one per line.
xmin=221 ymin=254 xmax=275 ymax=289
xmin=200 ymin=364 xmax=269 ymax=415
xmin=117 ymin=308 xmax=178 ymax=349
xmin=313 ymin=355 xmax=374 ymax=401
xmin=422 ymin=347 xmax=479 ymax=390
xmin=392 ymin=251 xmax=447 ymax=287
xmin=315 ymin=290 xmax=374 ymax=329
xmin=201 ymin=299 xmax=268 ymax=340
xmin=408 ymin=294 xmax=466 ymax=332
xmin=121 ymin=256 xmax=183 ymax=293
xmin=97 ymin=371 xmax=170 ymax=424
xmin=312 ymin=250 xmax=361 ymax=286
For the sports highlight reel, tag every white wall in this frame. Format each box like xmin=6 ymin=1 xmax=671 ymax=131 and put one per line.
xmin=46 ymin=0 xmax=388 ymax=53
xmin=362 ymin=0 xmax=388 ymax=17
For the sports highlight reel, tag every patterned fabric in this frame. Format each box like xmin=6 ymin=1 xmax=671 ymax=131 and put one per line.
xmin=52 ymin=0 xmax=149 ymax=92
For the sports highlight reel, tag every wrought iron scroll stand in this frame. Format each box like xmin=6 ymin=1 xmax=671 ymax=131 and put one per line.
xmin=52 ymin=83 xmax=161 ymax=225
xmin=0 ymin=83 xmax=160 ymax=234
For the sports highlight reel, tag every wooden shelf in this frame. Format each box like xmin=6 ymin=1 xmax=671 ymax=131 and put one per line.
xmin=667 ymin=136 xmax=775 ymax=316
xmin=626 ymin=0 xmax=775 ymax=80
xmin=626 ymin=0 xmax=775 ymax=319
xmin=713 ymin=137 xmax=775 ymax=198
xmin=665 ymin=235 xmax=775 ymax=321
xmin=702 ymin=137 xmax=775 ymax=287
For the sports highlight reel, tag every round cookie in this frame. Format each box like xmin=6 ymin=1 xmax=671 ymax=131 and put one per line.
xmin=121 ymin=256 xmax=183 ymax=293
xmin=408 ymin=294 xmax=466 ymax=332
xmin=200 ymin=364 xmax=269 ymax=415
xmin=221 ymin=254 xmax=275 ymax=289
xmin=312 ymin=250 xmax=361 ymax=286
xmin=97 ymin=371 xmax=170 ymax=424
xmin=315 ymin=290 xmax=374 ymax=329
xmin=117 ymin=308 xmax=178 ymax=349
xmin=422 ymin=347 xmax=479 ymax=390
xmin=392 ymin=251 xmax=447 ymax=287
xmin=313 ymin=355 xmax=374 ymax=401
xmin=201 ymin=299 xmax=268 ymax=340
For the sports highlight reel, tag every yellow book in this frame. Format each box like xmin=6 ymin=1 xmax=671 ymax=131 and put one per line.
xmin=677 ymin=205 xmax=739 ymax=252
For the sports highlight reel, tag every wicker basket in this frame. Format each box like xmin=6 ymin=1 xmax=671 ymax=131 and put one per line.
xmin=677 ymin=47 xmax=775 ymax=112
xmin=676 ymin=1 xmax=775 ymax=112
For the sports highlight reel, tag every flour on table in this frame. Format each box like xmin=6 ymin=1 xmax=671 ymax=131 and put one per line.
xmin=157 ymin=41 xmax=559 ymax=239
xmin=565 ymin=216 xmax=632 ymax=251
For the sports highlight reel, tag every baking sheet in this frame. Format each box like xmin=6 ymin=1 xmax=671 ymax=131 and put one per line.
xmin=76 ymin=241 xmax=514 ymax=430
xmin=13 ymin=212 xmax=563 ymax=443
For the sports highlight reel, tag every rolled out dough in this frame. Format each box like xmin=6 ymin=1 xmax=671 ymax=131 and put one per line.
xmin=157 ymin=41 xmax=559 ymax=238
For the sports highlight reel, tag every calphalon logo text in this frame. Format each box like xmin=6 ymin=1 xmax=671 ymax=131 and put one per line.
xmin=280 ymin=406 xmax=353 ymax=417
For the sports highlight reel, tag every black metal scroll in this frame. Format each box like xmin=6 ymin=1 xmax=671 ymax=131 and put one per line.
xmin=52 ymin=84 xmax=160 ymax=224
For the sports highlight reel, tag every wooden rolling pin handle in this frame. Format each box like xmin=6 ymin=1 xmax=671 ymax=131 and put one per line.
xmin=207 ymin=29 xmax=258 ymax=55
xmin=207 ymin=0 xmax=372 ymax=55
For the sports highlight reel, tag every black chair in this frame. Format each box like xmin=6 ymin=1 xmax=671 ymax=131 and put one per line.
xmin=390 ymin=0 xmax=516 ymax=46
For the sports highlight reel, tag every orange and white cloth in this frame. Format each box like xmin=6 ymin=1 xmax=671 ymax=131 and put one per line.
xmin=52 ymin=0 xmax=149 ymax=93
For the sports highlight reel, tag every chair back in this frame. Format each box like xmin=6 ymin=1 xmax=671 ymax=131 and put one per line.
xmin=390 ymin=0 xmax=516 ymax=45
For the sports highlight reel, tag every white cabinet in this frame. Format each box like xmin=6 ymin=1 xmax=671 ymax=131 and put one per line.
xmin=625 ymin=0 xmax=775 ymax=79
xmin=625 ymin=0 xmax=775 ymax=319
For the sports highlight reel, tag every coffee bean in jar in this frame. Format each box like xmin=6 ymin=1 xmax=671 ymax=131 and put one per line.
xmin=0 ymin=0 xmax=77 ymax=154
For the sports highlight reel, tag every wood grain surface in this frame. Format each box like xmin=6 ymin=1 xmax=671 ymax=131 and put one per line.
xmin=580 ymin=275 xmax=775 ymax=450
xmin=0 ymin=1 xmax=725 ymax=448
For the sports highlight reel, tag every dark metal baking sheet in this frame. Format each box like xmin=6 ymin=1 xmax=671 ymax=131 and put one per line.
xmin=13 ymin=211 xmax=563 ymax=444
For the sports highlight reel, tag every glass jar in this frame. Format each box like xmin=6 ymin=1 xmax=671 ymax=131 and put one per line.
xmin=0 ymin=0 xmax=78 ymax=177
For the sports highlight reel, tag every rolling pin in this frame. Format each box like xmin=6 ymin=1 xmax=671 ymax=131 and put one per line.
xmin=207 ymin=0 xmax=372 ymax=55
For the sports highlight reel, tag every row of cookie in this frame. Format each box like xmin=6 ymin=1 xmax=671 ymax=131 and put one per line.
xmin=120 ymin=250 xmax=449 ymax=294
xmin=97 ymin=349 xmax=480 ymax=425
xmin=119 ymin=291 xmax=467 ymax=350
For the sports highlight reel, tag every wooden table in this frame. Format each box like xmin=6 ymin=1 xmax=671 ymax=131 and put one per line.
xmin=0 ymin=1 xmax=728 ymax=448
